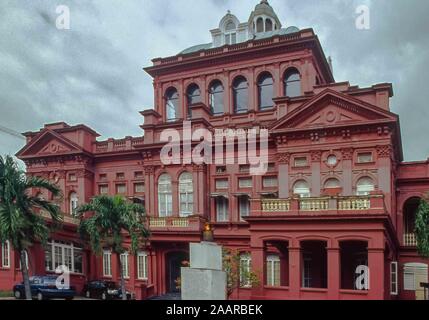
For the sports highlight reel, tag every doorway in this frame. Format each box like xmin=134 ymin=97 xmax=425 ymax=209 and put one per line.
xmin=166 ymin=251 xmax=189 ymax=293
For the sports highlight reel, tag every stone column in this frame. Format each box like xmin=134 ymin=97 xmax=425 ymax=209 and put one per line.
xmin=144 ymin=166 xmax=155 ymax=216
xmin=251 ymin=246 xmax=265 ymax=299
xmin=368 ymin=248 xmax=385 ymax=300
xmin=327 ymin=241 xmax=340 ymax=300
xmin=277 ymin=153 xmax=290 ymax=199
xmin=341 ymin=148 xmax=354 ymax=195
xmin=172 ymin=181 xmax=179 ymax=217
xmin=377 ymin=145 xmax=392 ymax=213
xmin=311 ymin=151 xmax=322 ymax=197
xmin=289 ymin=245 xmax=301 ymax=299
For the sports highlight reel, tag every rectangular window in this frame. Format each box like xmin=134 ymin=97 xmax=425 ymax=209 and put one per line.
xmin=263 ymin=176 xmax=278 ymax=188
xmin=158 ymin=193 xmax=173 ymax=217
xmin=216 ymin=179 xmax=229 ymax=190
xmin=103 ymin=250 xmax=112 ymax=277
xmin=390 ymin=262 xmax=398 ymax=295
xmin=404 ymin=270 xmax=416 ymax=291
xmin=116 ymin=173 xmax=125 ymax=180
xmin=68 ymin=173 xmax=77 ymax=182
xmin=137 ymin=251 xmax=148 ymax=280
xmin=294 ymin=157 xmax=308 ymax=167
xmin=239 ymin=165 xmax=250 ymax=173
xmin=302 ymin=254 xmax=312 ymax=288
xmin=99 ymin=184 xmax=108 ymax=195
xmin=216 ymin=197 xmax=229 ymax=222
xmin=45 ymin=241 xmax=83 ymax=274
xmin=239 ymin=196 xmax=250 ymax=220
xmin=357 ymin=152 xmax=373 ymax=163
xmin=1 ymin=241 xmax=10 ymax=268
xmin=267 ymin=163 xmax=276 ymax=172
xmin=134 ymin=183 xmax=145 ymax=194
xmin=240 ymin=254 xmax=251 ymax=287
xmin=134 ymin=171 xmax=144 ymax=180
xmin=216 ymin=166 xmax=227 ymax=174
xmin=266 ymin=255 xmax=281 ymax=287
xmin=120 ymin=252 xmax=129 ymax=279
xmin=99 ymin=174 xmax=107 ymax=181
xmin=238 ymin=178 xmax=252 ymax=189
xmin=116 ymin=184 xmax=126 ymax=194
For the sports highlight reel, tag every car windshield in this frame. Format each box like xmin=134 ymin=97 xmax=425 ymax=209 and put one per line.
xmin=43 ymin=277 xmax=58 ymax=285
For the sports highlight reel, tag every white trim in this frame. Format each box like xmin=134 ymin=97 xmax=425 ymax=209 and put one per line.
xmin=103 ymin=250 xmax=112 ymax=277
xmin=1 ymin=241 xmax=10 ymax=268
xmin=137 ymin=251 xmax=148 ymax=280
xmin=390 ymin=262 xmax=398 ymax=295
xmin=120 ymin=252 xmax=130 ymax=279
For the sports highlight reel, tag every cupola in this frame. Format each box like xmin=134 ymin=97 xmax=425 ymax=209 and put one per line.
xmin=248 ymin=0 xmax=282 ymax=35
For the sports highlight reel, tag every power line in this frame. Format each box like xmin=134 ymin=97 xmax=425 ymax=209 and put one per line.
xmin=0 ymin=125 xmax=25 ymax=140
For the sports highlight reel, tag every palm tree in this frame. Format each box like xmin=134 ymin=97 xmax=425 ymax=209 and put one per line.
xmin=77 ymin=195 xmax=149 ymax=300
xmin=0 ymin=155 xmax=62 ymax=300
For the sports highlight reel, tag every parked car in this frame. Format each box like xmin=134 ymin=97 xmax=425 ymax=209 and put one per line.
xmin=13 ymin=276 xmax=76 ymax=300
xmin=83 ymin=280 xmax=134 ymax=300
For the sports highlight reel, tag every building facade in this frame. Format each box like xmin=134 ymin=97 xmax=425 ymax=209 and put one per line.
xmin=1 ymin=1 xmax=429 ymax=300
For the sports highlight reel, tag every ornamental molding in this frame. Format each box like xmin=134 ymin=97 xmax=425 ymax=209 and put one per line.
xmin=376 ymin=145 xmax=392 ymax=158
xmin=341 ymin=148 xmax=354 ymax=161
xmin=277 ymin=153 xmax=291 ymax=165
xmin=311 ymin=151 xmax=322 ymax=162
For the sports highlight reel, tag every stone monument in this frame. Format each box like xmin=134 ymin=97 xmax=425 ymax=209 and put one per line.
xmin=181 ymin=242 xmax=227 ymax=300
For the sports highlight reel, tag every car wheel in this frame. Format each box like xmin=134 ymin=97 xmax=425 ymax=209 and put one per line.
xmin=101 ymin=292 xmax=107 ymax=300
xmin=85 ymin=291 xmax=91 ymax=299
xmin=14 ymin=290 xmax=22 ymax=300
xmin=36 ymin=292 xmax=44 ymax=301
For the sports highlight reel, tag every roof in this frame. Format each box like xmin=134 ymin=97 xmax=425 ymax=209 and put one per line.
xmin=178 ymin=26 xmax=300 ymax=55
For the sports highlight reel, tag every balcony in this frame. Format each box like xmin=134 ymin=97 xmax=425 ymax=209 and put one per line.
xmin=254 ymin=194 xmax=385 ymax=216
xmin=148 ymin=216 xmax=206 ymax=232
xmin=403 ymin=233 xmax=417 ymax=247
xmin=40 ymin=211 xmax=80 ymax=225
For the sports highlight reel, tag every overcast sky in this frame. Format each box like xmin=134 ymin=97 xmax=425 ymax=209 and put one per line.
xmin=0 ymin=0 xmax=428 ymax=162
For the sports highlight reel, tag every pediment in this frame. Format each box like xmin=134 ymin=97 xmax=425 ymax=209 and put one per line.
xmin=17 ymin=130 xmax=82 ymax=158
xmin=271 ymin=89 xmax=398 ymax=131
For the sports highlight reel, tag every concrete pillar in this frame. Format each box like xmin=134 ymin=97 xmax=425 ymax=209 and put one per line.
xmin=327 ymin=246 xmax=340 ymax=299
xmin=368 ymin=248 xmax=385 ymax=300
xmin=289 ymin=246 xmax=301 ymax=299
xmin=172 ymin=181 xmax=179 ymax=217
xmin=311 ymin=152 xmax=321 ymax=197
xmin=251 ymin=247 xmax=265 ymax=299
xmin=278 ymin=164 xmax=289 ymax=198
xmin=341 ymin=149 xmax=353 ymax=195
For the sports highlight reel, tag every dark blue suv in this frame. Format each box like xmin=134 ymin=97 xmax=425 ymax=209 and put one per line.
xmin=13 ymin=276 xmax=76 ymax=300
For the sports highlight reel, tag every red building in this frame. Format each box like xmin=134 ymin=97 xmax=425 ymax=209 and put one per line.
xmin=1 ymin=1 xmax=429 ymax=300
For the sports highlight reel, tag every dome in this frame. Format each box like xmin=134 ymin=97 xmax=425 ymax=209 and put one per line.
xmin=254 ymin=0 xmax=277 ymax=17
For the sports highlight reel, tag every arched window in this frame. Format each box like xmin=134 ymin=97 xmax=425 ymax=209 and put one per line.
xmin=265 ymin=19 xmax=273 ymax=32
xmin=225 ymin=20 xmax=237 ymax=45
xmin=324 ymin=178 xmax=341 ymax=189
xmin=258 ymin=72 xmax=274 ymax=110
xmin=179 ymin=172 xmax=193 ymax=217
xmin=356 ymin=177 xmax=375 ymax=196
xmin=186 ymin=84 xmax=201 ymax=119
xmin=284 ymin=68 xmax=301 ymax=98
xmin=158 ymin=174 xmax=172 ymax=217
xmin=233 ymin=76 xmax=248 ymax=114
xmin=293 ymin=180 xmax=310 ymax=198
xmin=256 ymin=17 xmax=264 ymax=33
xmin=165 ymin=88 xmax=179 ymax=122
xmin=209 ymin=80 xmax=224 ymax=115
xmin=70 ymin=192 xmax=78 ymax=216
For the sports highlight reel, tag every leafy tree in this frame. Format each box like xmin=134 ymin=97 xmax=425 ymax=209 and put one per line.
xmin=77 ymin=195 xmax=149 ymax=300
xmin=222 ymin=248 xmax=260 ymax=299
xmin=416 ymin=196 xmax=429 ymax=258
xmin=0 ymin=155 xmax=62 ymax=300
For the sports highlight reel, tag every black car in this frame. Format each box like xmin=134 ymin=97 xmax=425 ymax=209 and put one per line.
xmin=83 ymin=280 xmax=134 ymax=300
xmin=13 ymin=276 xmax=76 ymax=300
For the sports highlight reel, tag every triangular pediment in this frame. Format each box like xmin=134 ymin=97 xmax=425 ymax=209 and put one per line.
xmin=271 ymin=89 xmax=398 ymax=131
xmin=17 ymin=130 xmax=82 ymax=158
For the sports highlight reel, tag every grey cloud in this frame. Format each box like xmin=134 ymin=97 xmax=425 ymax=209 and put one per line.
xmin=0 ymin=0 xmax=428 ymax=161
